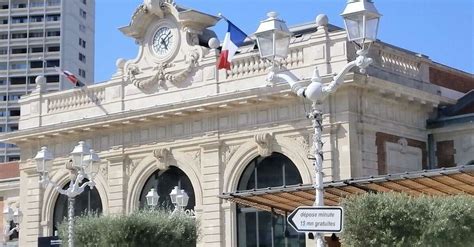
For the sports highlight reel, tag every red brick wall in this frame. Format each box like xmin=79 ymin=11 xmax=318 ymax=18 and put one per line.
xmin=436 ymin=140 xmax=456 ymax=167
xmin=376 ymin=132 xmax=427 ymax=175
xmin=0 ymin=162 xmax=19 ymax=180
xmin=429 ymin=67 xmax=474 ymax=93
xmin=0 ymin=197 xmax=3 ymax=237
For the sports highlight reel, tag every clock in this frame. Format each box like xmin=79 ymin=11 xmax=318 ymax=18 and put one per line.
xmin=152 ymin=26 xmax=175 ymax=57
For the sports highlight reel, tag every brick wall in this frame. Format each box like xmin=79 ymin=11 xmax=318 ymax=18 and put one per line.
xmin=429 ymin=67 xmax=474 ymax=93
xmin=375 ymin=132 xmax=427 ymax=175
xmin=0 ymin=162 xmax=19 ymax=180
xmin=0 ymin=197 xmax=3 ymax=238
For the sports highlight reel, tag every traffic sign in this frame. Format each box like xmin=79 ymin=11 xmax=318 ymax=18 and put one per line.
xmin=287 ymin=206 xmax=343 ymax=233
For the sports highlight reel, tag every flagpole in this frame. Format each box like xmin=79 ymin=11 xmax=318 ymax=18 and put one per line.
xmin=217 ymin=13 xmax=229 ymax=22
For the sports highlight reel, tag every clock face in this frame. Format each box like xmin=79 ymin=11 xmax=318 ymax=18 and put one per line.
xmin=152 ymin=26 xmax=175 ymax=57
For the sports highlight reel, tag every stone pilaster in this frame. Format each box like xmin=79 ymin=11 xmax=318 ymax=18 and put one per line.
xmin=19 ymin=166 xmax=42 ymax=246
xmin=106 ymin=156 xmax=127 ymax=215
xmin=199 ymin=141 xmax=223 ymax=247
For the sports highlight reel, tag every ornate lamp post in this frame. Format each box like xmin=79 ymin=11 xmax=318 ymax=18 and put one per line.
xmin=3 ymin=205 xmax=21 ymax=244
xmin=254 ymin=1 xmax=381 ymax=246
xmin=146 ymin=186 xmax=189 ymax=215
xmin=34 ymin=141 xmax=101 ymax=247
xmin=146 ymin=188 xmax=160 ymax=207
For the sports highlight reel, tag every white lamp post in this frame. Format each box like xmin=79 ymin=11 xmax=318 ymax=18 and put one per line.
xmin=254 ymin=11 xmax=291 ymax=66
xmin=34 ymin=141 xmax=101 ymax=247
xmin=254 ymin=1 xmax=381 ymax=246
xmin=168 ymin=186 xmax=189 ymax=215
xmin=341 ymin=0 xmax=381 ymax=48
xmin=147 ymin=186 xmax=189 ymax=215
xmin=3 ymin=205 xmax=21 ymax=244
xmin=146 ymin=188 xmax=160 ymax=207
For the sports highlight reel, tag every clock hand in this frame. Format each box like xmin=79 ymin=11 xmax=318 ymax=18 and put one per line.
xmin=161 ymin=38 xmax=168 ymax=49
xmin=163 ymin=31 xmax=171 ymax=40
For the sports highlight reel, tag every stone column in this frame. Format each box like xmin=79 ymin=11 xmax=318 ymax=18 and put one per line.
xmin=19 ymin=164 xmax=42 ymax=246
xmin=106 ymin=156 xmax=127 ymax=215
xmin=199 ymin=141 xmax=223 ymax=247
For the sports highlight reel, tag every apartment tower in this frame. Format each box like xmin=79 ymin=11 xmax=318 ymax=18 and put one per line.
xmin=0 ymin=0 xmax=95 ymax=162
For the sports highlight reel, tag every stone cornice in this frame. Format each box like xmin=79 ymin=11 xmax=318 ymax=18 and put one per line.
xmin=2 ymin=86 xmax=300 ymax=144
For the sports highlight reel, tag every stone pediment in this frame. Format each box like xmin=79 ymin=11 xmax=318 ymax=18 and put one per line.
xmin=118 ymin=0 xmax=220 ymax=92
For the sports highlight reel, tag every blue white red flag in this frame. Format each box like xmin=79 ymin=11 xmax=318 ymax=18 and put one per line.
xmin=54 ymin=67 xmax=84 ymax=87
xmin=217 ymin=20 xmax=248 ymax=70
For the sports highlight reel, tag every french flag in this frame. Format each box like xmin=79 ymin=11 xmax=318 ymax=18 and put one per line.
xmin=217 ymin=20 xmax=248 ymax=70
xmin=54 ymin=67 xmax=84 ymax=87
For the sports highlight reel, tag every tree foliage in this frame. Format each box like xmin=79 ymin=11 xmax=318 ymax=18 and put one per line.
xmin=58 ymin=210 xmax=199 ymax=247
xmin=341 ymin=193 xmax=474 ymax=247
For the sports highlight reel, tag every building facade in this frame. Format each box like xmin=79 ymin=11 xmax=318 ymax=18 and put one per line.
xmin=0 ymin=0 xmax=95 ymax=162
xmin=0 ymin=0 xmax=473 ymax=246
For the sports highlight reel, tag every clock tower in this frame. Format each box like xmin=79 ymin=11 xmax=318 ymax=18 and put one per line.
xmin=119 ymin=0 xmax=220 ymax=91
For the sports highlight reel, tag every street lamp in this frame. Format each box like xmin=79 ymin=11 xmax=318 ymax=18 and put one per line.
xmin=3 ymin=205 xmax=21 ymax=244
xmin=146 ymin=188 xmax=160 ymax=207
xmin=146 ymin=186 xmax=189 ymax=215
xmin=254 ymin=11 xmax=291 ymax=66
xmin=341 ymin=0 xmax=381 ymax=48
xmin=169 ymin=186 xmax=190 ymax=215
xmin=254 ymin=1 xmax=381 ymax=246
xmin=34 ymin=141 xmax=101 ymax=247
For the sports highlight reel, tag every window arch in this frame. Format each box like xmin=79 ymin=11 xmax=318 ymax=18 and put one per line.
xmin=52 ymin=179 xmax=102 ymax=235
xmin=237 ymin=153 xmax=305 ymax=247
xmin=139 ymin=166 xmax=195 ymax=210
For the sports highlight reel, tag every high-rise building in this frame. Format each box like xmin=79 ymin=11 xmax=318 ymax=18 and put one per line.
xmin=0 ymin=0 xmax=95 ymax=162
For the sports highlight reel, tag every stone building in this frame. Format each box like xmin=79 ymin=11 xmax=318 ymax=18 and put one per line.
xmin=0 ymin=1 xmax=473 ymax=246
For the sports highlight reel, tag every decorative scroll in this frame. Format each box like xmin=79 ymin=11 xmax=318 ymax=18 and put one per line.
xmin=255 ymin=133 xmax=273 ymax=157
xmin=127 ymin=51 xmax=199 ymax=90
xmin=153 ymin=148 xmax=171 ymax=170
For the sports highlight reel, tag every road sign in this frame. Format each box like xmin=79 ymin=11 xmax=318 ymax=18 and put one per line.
xmin=287 ymin=206 xmax=343 ymax=233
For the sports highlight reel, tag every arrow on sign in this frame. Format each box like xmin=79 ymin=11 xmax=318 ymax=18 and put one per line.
xmin=287 ymin=206 xmax=343 ymax=233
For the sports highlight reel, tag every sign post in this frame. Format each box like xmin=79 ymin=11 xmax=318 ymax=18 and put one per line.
xmin=287 ymin=206 xmax=343 ymax=233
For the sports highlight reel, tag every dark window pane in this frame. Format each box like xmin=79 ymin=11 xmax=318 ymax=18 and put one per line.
xmin=139 ymin=166 xmax=196 ymax=211
xmin=53 ymin=179 xmax=102 ymax=233
xmin=237 ymin=153 xmax=305 ymax=247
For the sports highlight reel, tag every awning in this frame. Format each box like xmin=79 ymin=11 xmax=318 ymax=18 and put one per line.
xmin=219 ymin=165 xmax=474 ymax=216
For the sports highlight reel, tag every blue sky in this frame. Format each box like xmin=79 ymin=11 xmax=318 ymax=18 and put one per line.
xmin=94 ymin=0 xmax=473 ymax=83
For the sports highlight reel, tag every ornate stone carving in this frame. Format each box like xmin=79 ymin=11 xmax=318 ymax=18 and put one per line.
xmin=126 ymin=65 xmax=141 ymax=88
xmin=221 ymin=144 xmax=240 ymax=164
xmin=288 ymin=134 xmax=310 ymax=154
xmin=153 ymin=148 xmax=171 ymax=170
xmin=125 ymin=157 xmax=137 ymax=177
xmin=397 ymin=138 xmax=408 ymax=154
xmin=183 ymin=150 xmax=201 ymax=168
xmin=255 ymin=133 xmax=273 ymax=157
xmin=127 ymin=51 xmax=200 ymax=90
xmin=100 ymin=164 xmax=108 ymax=180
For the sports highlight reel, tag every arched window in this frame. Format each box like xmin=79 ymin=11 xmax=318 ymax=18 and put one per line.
xmin=237 ymin=153 xmax=306 ymax=247
xmin=52 ymin=179 xmax=102 ymax=235
xmin=139 ymin=166 xmax=195 ymax=210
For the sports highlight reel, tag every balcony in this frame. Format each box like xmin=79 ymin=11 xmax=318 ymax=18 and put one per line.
xmin=9 ymin=53 xmax=28 ymax=61
xmin=28 ymin=22 xmax=44 ymax=29
xmin=9 ymin=23 xmax=28 ymax=31
xmin=7 ymin=70 xmax=28 ymax=77
xmin=8 ymin=84 xmax=28 ymax=91
xmin=10 ymin=8 xmax=28 ymax=15
xmin=9 ymin=38 xmax=28 ymax=46
xmin=29 ymin=6 xmax=46 ymax=15
xmin=45 ymin=36 xmax=61 ymax=44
